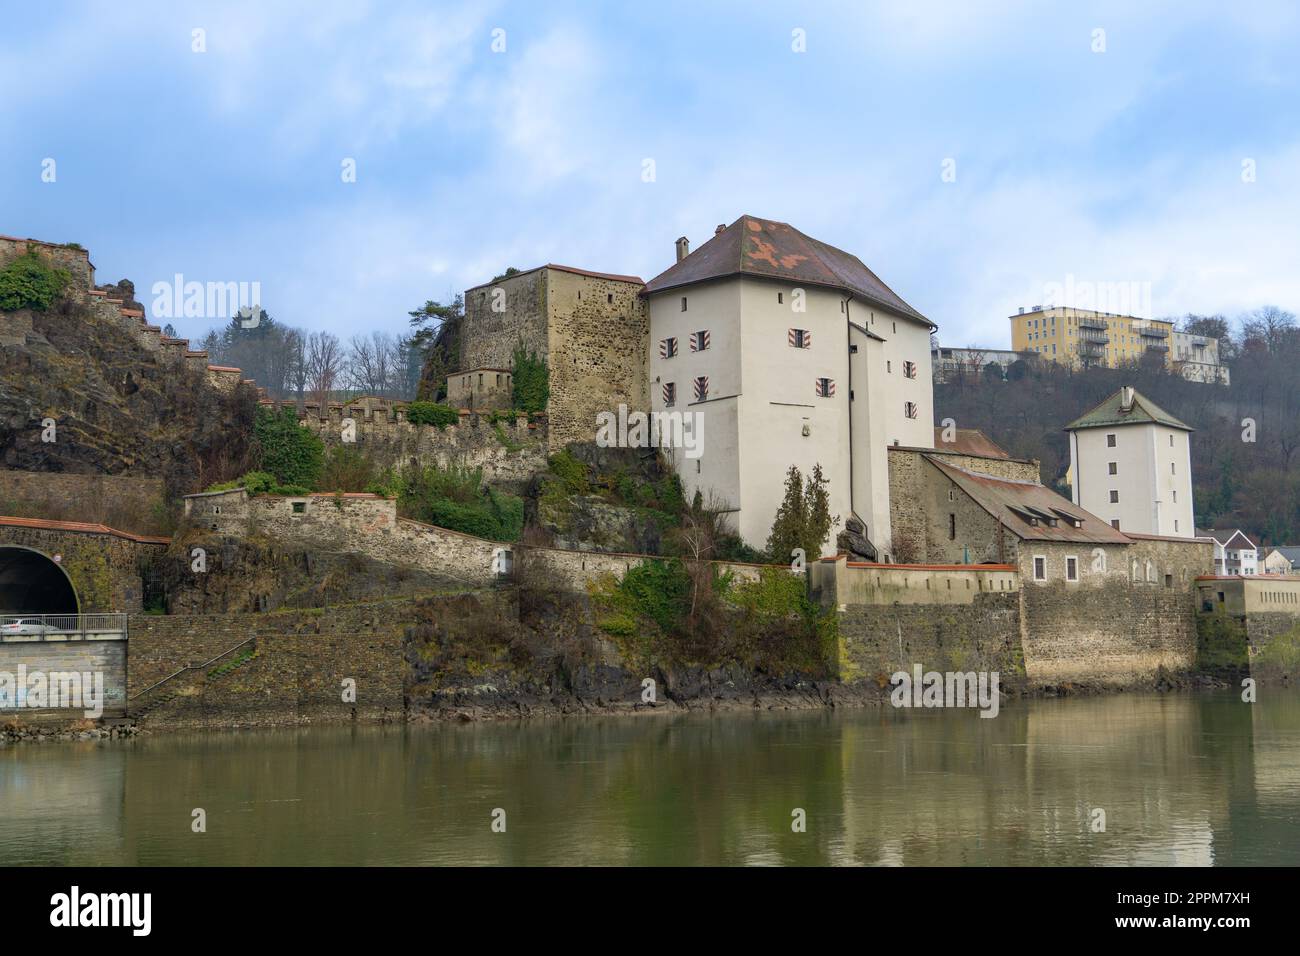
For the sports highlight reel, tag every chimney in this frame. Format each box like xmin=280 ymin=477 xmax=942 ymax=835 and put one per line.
xmin=714 ymin=224 xmax=726 ymax=236
xmin=675 ymin=236 xmax=690 ymax=262
xmin=1119 ymin=386 xmax=1135 ymax=411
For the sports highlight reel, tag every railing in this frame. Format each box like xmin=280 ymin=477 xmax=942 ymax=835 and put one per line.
xmin=1139 ymin=326 xmax=1169 ymax=339
xmin=128 ymin=636 xmax=257 ymax=704
xmin=1079 ymin=329 xmax=1109 ymax=343
xmin=1078 ymin=316 xmax=1108 ymax=330
xmin=0 ymin=613 xmax=127 ymax=639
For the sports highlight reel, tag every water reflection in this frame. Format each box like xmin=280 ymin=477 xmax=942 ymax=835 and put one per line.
xmin=2 ymin=691 xmax=1296 ymax=866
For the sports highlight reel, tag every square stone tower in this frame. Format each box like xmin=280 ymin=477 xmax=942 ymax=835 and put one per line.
xmin=460 ymin=265 xmax=649 ymax=446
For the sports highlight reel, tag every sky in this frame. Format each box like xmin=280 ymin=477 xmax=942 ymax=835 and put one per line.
xmin=3 ymin=0 xmax=1298 ymax=349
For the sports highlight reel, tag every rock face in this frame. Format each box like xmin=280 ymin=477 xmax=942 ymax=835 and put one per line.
xmin=0 ymin=291 xmax=257 ymax=499
xmin=156 ymin=530 xmax=466 ymax=614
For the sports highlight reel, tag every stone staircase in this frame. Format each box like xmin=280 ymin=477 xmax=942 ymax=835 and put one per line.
xmin=129 ymin=638 xmax=259 ymax=720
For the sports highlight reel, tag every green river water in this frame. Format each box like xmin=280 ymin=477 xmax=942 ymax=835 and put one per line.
xmin=3 ymin=690 xmax=1298 ymax=865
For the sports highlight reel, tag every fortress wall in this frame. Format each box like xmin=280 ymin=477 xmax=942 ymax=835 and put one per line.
xmin=0 ymin=469 xmax=166 ymax=532
xmin=0 ymin=235 xmax=94 ymax=289
xmin=1017 ymin=537 xmax=1211 ymax=688
xmin=127 ymin=598 xmax=416 ymax=723
xmin=810 ymin=556 xmax=1025 ymax=688
xmin=265 ymin=400 xmax=548 ymax=488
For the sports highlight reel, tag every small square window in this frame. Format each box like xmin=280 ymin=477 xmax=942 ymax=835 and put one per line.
xmin=816 ymin=378 xmax=835 ymax=397
xmin=1106 ymin=434 xmax=1116 ymax=447
xmin=1109 ymin=489 xmax=1119 ymax=503
xmin=662 ymin=382 xmax=676 ymax=406
xmin=1033 ymin=556 xmax=1046 ymax=581
xmin=1066 ymin=556 xmax=1078 ymax=581
xmin=292 ymin=501 xmax=306 ymax=514
xmin=680 ymin=296 xmax=688 ymax=312
xmin=1108 ymin=462 xmax=1117 ymax=475
xmin=904 ymin=401 xmax=918 ymax=419
xmin=1111 ymin=519 xmax=1121 ymax=529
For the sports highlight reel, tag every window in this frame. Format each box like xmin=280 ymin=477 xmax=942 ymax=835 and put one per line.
xmin=1111 ymin=519 xmax=1121 ymax=529
xmin=607 ymin=293 xmax=613 ymax=303
xmin=1172 ymin=490 xmax=1177 ymax=503
xmin=1109 ymin=489 xmax=1119 ymax=503
xmin=1108 ymin=462 xmax=1117 ymax=475
xmin=1066 ymin=556 xmax=1078 ymax=581
xmin=904 ymin=401 xmax=918 ymax=419
xmin=887 ymin=360 xmax=892 ymax=373
xmin=1033 ymin=556 xmax=1046 ymax=581
xmin=1169 ymin=435 xmax=1174 ymax=447
xmin=690 ymin=330 xmax=710 ymax=352
xmin=1171 ymin=462 xmax=1176 ymax=474
xmin=292 ymin=501 xmax=306 ymax=514
xmin=680 ymin=296 xmax=688 ymax=312
xmin=903 ymin=360 xmax=917 ymax=379
xmin=789 ymin=328 xmax=810 ymax=348
xmin=1174 ymin=519 xmax=1179 ymax=532
xmin=948 ymin=514 xmax=956 ymax=540
xmin=660 ymin=337 xmax=678 ymax=358
xmin=693 ymin=376 xmax=708 ymax=402
xmin=662 ymin=382 xmax=676 ymax=406
xmin=815 ymin=378 xmax=835 ymax=397
xmin=1106 ymin=433 xmax=1116 ymax=447
xmin=777 ymin=292 xmax=783 ymax=304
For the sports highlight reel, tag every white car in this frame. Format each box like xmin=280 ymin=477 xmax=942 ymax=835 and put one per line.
xmin=0 ymin=619 xmax=60 ymax=636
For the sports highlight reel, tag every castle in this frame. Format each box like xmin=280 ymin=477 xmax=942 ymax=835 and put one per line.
xmin=4 ymin=228 xmax=1299 ymax=729
xmin=455 ymin=215 xmax=936 ymax=558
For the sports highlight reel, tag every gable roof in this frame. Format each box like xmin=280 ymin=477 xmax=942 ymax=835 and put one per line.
xmin=642 ymin=215 xmax=933 ymax=328
xmin=925 ymin=457 xmax=1130 ymax=544
xmin=1267 ymin=546 xmax=1300 ymax=565
xmin=1065 ymin=387 xmax=1191 ymax=432
xmin=1197 ymin=528 xmax=1258 ymax=550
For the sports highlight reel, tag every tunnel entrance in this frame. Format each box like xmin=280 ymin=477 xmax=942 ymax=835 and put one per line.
xmin=0 ymin=546 xmax=79 ymax=614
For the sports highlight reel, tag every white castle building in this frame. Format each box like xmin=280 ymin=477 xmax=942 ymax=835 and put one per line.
xmin=640 ymin=215 xmax=936 ymax=558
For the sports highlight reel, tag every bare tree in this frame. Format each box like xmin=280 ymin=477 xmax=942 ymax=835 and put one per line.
xmin=305 ymin=331 xmax=344 ymax=410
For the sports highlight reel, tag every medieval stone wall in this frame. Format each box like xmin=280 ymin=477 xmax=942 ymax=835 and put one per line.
xmin=1017 ymin=537 xmax=1211 ymax=687
xmin=0 ymin=236 xmax=95 ymax=289
xmin=461 ymin=268 xmax=549 ymax=372
xmin=544 ymin=269 xmax=650 ymax=447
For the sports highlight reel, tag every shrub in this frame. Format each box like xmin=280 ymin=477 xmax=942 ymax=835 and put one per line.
xmin=253 ymin=407 xmax=323 ymax=489
xmin=393 ymin=462 xmax=523 ymax=541
xmin=0 ymin=248 xmax=71 ymax=311
xmin=319 ymin=445 xmax=377 ymax=492
xmin=205 ymin=471 xmax=312 ymax=496
xmin=510 ymin=341 xmax=549 ymax=413
xmin=405 ymin=401 xmax=460 ymax=428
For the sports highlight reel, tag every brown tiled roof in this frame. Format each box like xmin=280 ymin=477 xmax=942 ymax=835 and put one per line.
xmin=0 ymin=514 xmax=169 ymax=545
xmin=931 ymin=427 xmax=1010 ymax=458
xmin=925 ymin=456 xmax=1130 ymax=544
xmin=642 ymin=215 xmax=933 ymax=328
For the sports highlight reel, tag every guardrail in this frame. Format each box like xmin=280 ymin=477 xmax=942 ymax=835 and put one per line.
xmin=0 ymin=613 xmax=128 ymax=639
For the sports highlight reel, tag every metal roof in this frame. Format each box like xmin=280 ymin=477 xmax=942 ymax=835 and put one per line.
xmin=1065 ymin=387 xmax=1191 ymax=432
xmin=642 ymin=215 xmax=933 ymax=328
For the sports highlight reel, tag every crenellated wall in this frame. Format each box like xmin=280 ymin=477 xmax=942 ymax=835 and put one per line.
xmin=261 ymin=398 xmax=548 ymax=488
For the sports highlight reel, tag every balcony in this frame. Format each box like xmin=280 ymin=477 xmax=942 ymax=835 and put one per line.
xmin=1145 ymin=341 xmax=1169 ymax=352
xmin=1139 ymin=326 xmax=1169 ymax=339
xmin=1078 ymin=316 xmax=1108 ymax=331
xmin=1079 ymin=329 xmax=1109 ymax=344
xmin=1079 ymin=340 xmax=1106 ymax=357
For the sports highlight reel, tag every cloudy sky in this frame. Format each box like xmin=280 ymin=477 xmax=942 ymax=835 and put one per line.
xmin=3 ymin=1 xmax=1297 ymax=347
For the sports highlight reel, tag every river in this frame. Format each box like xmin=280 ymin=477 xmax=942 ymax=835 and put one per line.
xmin=3 ymin=689 xmax=1297 ymax=865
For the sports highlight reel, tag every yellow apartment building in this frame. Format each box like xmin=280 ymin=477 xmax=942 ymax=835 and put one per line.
xmin=1009 ymin=306 xmax=1173 ymax=369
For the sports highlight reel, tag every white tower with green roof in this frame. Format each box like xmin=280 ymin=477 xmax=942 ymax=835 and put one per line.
xmin=1064 ymin=386 xmax=1195 ymax=537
